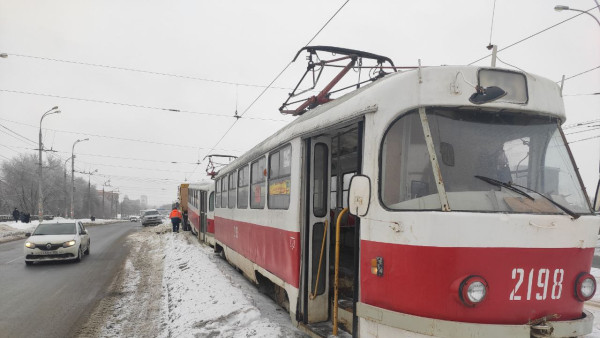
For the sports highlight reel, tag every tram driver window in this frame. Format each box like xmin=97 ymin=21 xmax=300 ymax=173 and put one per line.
xmin=381 ymin=110 xmax=440 ymax=210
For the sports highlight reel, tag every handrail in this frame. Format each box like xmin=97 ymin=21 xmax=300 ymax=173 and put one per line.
xmin=333 ymin=208 xmax=348 ymax=336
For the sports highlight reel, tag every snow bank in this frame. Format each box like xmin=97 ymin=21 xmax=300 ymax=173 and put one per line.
xmin=159 ymin=228 xmax=294 ymax=337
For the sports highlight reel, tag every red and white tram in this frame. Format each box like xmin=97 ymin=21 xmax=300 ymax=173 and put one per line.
xmin=208 ymin=48 xmax=598 ymax=337
xmin=181 ymin=182 xmax=216 ymax=246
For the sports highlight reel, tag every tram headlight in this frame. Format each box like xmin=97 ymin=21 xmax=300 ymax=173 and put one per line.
xmin=575 ymin=272 xmax=596 ymax=302
xmin=459 ymin=275 xmax=488 ymax=307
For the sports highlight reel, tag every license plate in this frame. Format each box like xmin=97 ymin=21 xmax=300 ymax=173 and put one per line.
xmin=38 ymin=250 xmax=60 ymax=255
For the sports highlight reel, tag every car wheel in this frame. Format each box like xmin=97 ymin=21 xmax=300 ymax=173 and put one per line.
xmin=84 ymin=242 xmax=90 ymax=255
xmin=25 ymin=261 xmax=33 ymax=266
xmin=75 ymin=246 xmax=82 ymax=263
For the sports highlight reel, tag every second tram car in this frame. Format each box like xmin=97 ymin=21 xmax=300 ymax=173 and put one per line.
xmin=189 ymin=58 xmax=597 ymax=337
xmin=181 ymin=182 xmax=216 ymax=246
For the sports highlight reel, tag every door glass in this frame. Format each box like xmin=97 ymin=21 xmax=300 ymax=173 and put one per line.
xmin=311 ymin=222 xmax=326 ymax=296
xmin=313 ymin=143 xmax=329 ymax=217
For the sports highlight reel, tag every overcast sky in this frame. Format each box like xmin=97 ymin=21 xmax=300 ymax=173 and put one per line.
xmin=0 ymin=0 xmax=598 ymax=207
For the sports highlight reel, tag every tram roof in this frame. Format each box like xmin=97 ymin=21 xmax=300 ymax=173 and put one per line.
xmin=216 ymin=65 xmax=565 ymax=178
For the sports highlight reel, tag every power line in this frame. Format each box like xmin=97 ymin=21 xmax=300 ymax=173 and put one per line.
xmin=0 ymin=89 xmax=289 ymax=122
xmin=3 ymin=52 xmax=292 ymax=90
xmin=194 ymin=0 xmax=351 ymax=181
xmin=557 ymin=65 xmax=600 ymax=83
xmin=0 ymin=143 xmax=205 ymax=165
xmin=0 ymin=117 xmax=243 ymax=151
xmin=468 ymin=6 xmax=599 ymax=65
xmin=0 ymin=122 xmax=37 ymax=145
xmin=569 ymin=134 xmax=600 ymax=144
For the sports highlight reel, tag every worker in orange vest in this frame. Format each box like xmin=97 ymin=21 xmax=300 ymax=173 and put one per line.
xmin=169 ymin=206 xmax=183 ymax=233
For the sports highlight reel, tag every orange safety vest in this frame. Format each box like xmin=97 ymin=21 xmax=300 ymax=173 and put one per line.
xmin=169 ymin=209 xmax=182 ymax=219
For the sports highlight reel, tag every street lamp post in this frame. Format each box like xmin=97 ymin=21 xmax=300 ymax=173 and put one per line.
xmin=103 ymin=180 xmax=111 ymax=219
xmin=71 ymin=138 xmax=89 ymax=218
xmin=38 ymin=106 xmax=60 ymax=222
xmin=554 ymin=5 xmax=600 ymax=27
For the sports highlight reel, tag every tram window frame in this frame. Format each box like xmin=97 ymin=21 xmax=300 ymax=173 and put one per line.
xmin=215 ymin=179 xmax=221 ymax=208
xmin=268 ymin=144 xmax=292 ymax=210
xmin=250 ymin=156 xmax=266 ymax=209
xmin=209 ymin=191 xmax=214 ymax=212
xmin=238 ymin=165 xmax=249 ymax=209
xmin=221 ymin=177 xmax=228 ymax=208
xmin=228 ymin=171 xmax=237 ymax=209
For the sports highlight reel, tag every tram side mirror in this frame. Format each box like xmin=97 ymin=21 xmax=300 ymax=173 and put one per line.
xmin=348 ymin=175 xmax=371 ymax=217
xmin=469 ymin=86 xmax=507 ymax=104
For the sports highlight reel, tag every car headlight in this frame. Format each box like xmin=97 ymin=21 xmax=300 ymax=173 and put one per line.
xmin=575 ymin=272 xmax=596 ymax=302
xmin=459 ymin=275 xmax=488 ymax=307
xmin=25 ymin=242 xmax=35 ymax=249
xmin=63 ymin=240 xmax=76 ymax=248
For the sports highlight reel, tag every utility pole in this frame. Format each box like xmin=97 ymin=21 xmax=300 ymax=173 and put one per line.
xmin=71 ymin=138 xmax=89 ymax=218
xmin=38 ymin=106 xmax=60 ymax=222
xmin=79 ymin=169 xmax=98 ymax=218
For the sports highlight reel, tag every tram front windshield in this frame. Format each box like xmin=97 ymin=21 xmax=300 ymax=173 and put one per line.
xmin=381 ymin=108 xmax=591 ymax=214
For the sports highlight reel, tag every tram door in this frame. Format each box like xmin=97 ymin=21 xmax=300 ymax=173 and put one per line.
xmin=306 ymin=137 xmax=331 ymax=322
xmin=199 ymin=191 xmax=207 ymax=242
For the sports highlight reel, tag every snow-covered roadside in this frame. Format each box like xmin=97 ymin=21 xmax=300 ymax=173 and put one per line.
xmin=78 ymin=223 xmax=306 ymax=338
xmin=0 ymin=217 xmax=123 ymax=244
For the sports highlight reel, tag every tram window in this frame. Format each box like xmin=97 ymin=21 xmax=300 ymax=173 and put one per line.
xmin=251 ymin=157 xmax=266 ymax=209
xmin=221 ymin=177 xmax=228 ymax=208
xmin=209 ymin=191 xmax=214 ymax=212
xmin=268 ymin=145 xmax=292 ymax=209
xmin=238 ymin=165 xmax=249 ymax=209
xmin=228 ymin=172 xmax=237 ymax=209
xmin=342 ymin=172 xmax=355 ymax=208
xmin=215 ymin=179 xmax=221 ymax=208
xmin=313 ymin=143 xmax=328 ymax=217
xmin=330 ymin=176 xmax=337 ymax=209
xmin=381 ymin=110 xmax=441 ymax=210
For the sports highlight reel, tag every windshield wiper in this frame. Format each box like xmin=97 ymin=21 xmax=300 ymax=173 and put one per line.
xmin=510 ymin=182 xmax=580 ymax=220
xmin=474 ymin=175 xmax=580 ymax=219
xmin=475 ymin=175 xmax=534 ymax=200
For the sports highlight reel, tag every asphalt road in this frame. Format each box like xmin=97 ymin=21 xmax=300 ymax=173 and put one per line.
xmin=0 ymin=221 xmax=138 ymax=338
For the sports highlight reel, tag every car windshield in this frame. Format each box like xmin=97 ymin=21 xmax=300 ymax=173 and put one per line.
xmin=144 ymin=210 xmax=159 ymax=216
xmin=33 ymin=223 xmax=77 ymax=235
xmin=381 ymin=108 xmax=591 ymax=214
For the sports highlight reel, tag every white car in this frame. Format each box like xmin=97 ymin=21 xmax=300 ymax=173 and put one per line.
xmin=141 ymin=209 xmax=162 ymax=227
xmin=24 ymin=221 xmax=90 ymax=265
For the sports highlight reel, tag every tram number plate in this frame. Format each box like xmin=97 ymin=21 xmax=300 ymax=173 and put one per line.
xmin=509 ymin=268 xmax=564 ymax=301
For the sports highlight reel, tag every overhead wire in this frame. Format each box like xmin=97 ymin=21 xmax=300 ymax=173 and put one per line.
xmin=3 ymin=52 xmax=292 ymax=90
xmin=0 ymin=89 xmax=289 ymax=122
xmin=0 ymin=122 xmax=37 ymax=145
xmin=191 ymin=0 xmax=351 ymax=181
xmin=468 ymin=6 xmax=599 ymax=65
xmin=0 ymin=117 xmax=242 ymax=151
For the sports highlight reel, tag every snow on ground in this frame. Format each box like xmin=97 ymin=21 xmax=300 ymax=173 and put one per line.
xmin=76 ymin=222 xmax=306 ymax=338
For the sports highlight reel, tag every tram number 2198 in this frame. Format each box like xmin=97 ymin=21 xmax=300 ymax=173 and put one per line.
xmin=509 ymin=268 xmax=564 ymax=301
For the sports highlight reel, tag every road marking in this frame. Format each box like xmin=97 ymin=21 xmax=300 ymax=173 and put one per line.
xmin=6 ymin=256 xmax=22 ymax=264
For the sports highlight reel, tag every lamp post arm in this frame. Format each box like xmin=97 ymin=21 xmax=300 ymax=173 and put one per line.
xmin=568 ymin=8 xmax=600 ymax=27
